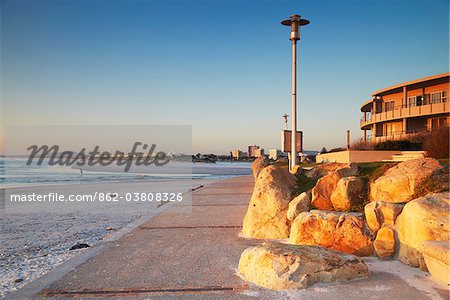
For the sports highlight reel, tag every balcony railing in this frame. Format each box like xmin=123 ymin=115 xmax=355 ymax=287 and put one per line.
xmin=360 ymin=100 xmax=448 ymax=128
xmin=362 ymin=128 xmax=432 ymax=143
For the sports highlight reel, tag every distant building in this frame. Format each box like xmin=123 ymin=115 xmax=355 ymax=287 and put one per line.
xmin=360 ymin=73 xmax=449 ymax=143
xmin=254 ymin=148 xmax=264 ymax=158
xmin=231 ymin=150 xmax=247 ymax=160
xmin=231 ymin=149 xmax=242 ymax=160
xmin=248 ymin=145 xmax=263 ymax=158
xmin=269 ymin=149 xmax=282 ymax=160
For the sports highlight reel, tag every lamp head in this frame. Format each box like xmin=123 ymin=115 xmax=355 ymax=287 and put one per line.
xmin=281 ymin=14 xmax=310 ymax=41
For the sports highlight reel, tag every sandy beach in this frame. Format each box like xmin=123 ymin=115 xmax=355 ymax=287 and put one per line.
xmin=0 ymin=177 xmax=220 ymax=297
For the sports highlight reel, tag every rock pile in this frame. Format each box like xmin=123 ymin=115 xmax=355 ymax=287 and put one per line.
xmin=239 ymin=157 xmax=449 ymax=289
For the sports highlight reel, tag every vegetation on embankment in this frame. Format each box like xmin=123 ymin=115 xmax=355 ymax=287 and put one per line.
xmin=411 ymin=160 xmax=449 ymax=199
xmin=291 ymin=173 xmax=318 ymax=199
xmin=355 ymin=162 xmax=397 ymax=211
xmin=271 ymin=160 xmax=319 ymax=198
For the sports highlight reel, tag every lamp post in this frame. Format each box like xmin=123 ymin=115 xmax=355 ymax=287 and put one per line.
xmin=281 ymin=14 xmax=309 ymax=171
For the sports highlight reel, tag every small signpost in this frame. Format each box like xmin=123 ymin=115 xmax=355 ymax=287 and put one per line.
xmin=281 ymin=130 xmax=303 ymax=153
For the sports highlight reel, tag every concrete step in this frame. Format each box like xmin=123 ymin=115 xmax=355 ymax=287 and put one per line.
xmin=387 ymin=151 xmax=426 ymax=162
xmin=390 ymin=156 xmax=425 ymax=162
xmin=400 ymin=151 xmax=426 ymax=155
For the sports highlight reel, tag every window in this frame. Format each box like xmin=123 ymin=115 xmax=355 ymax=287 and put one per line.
xmin=384 ymin=101 xmax=395 ymax=112
xmin=385 ymin=123 xmax=394 ymax=136
xmin=417 ymin=95 xmax=423 ymax=106
xmin=431 ymin=118 xmax=439 ymax=129
xmin=430 ymin=117 xmax=448 ymax=129
xmin=408 ymin=96 xmax=423 ymax=107
xmin=424 ymin=94 xmax=430 ymax=105
xmin=408 ymin=96 xmax=417 ymax=107
xmin=431 ymin=92 xmax=441 ymax=104
xmin=430 ymin=91 xmax=448 ymax=104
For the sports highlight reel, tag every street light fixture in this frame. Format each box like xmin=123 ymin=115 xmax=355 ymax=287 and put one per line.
xmin=281 ymin=14 xmax=309 ymax=171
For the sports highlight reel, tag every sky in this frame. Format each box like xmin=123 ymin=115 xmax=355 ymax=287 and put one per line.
xmin=1 ymin=0 xmax=449 ymax=154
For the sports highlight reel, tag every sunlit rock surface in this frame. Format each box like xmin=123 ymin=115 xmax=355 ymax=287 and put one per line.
xmin=242 ymin=165 xmax=296 ymax=239
xmin=364 ymin=201 xmax=404 ymax=234
xmin=287 ymin=191 xmax=311 ymax=221
xmin=370 ymin=158 xmax=443 ymax=202
xmin=395 ymin=193 xmax=450 ymax=268
xmin=289 ymin=210 xmax=374 ymax=256
xmin=238 ymin=242 xmax=369 ymax=290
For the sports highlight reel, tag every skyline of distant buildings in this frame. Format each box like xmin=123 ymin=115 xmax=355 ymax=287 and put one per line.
xmin=231 ymin=145 xmax=283 ymax=161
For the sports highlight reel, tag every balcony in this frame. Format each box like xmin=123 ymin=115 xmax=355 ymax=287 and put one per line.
xmin=363 ymin=128 xmax=431 ymax=143
xmin=360 ymin=100 xmax=449 ymax=129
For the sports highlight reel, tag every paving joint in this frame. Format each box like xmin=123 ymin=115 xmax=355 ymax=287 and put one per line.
xmin=39 ymin=284 xmax=249 ymax=298
xmin=138 ymin=225 xmax=243 ymax=230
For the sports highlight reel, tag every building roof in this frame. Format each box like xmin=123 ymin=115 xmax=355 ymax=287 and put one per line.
xmin=371 ymin=72 xmax=449 ymax=97
xmin=360 ymin=99 xmax=373 ymax=112
xmin=360 ymin=72 xmax=450 ymax=112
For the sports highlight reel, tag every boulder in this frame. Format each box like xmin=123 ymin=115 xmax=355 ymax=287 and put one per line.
xmin=287 ymin=191 xmax=311 ymax=221
xmin=311 ymin=164 xmax=359 ymax=210
xmin=364 ymin=201 xmax=404 ymax=234
xmin=395 ymin=193 xmax=450 ymax=268
xmin=330 ymin=176 xmax=364 ymax=211
xmin=242 ymin=165 xmax=297 ymax=239
xmin=311 ymin=172 xmax=340 ymax=210
xmin=251 ymin=156 xmax=269 ymax=180
xmin=289 ymin=210 xmax=374 ymax=256
xmin=421 ymin=241 xmax=450 ymax=286
xmin=238 ymin=242 xmax=369 ymax=290
xmin=370 ymin=158 xmax=443 ymax=202
xmin=373 ymin=226 xmax=396 ymax=259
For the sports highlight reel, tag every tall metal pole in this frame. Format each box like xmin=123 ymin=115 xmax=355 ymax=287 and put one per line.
xmin=282 ymin=14 xmax=309 ymax=172
xmin=291 ymin=39 xmax=298 ymax=170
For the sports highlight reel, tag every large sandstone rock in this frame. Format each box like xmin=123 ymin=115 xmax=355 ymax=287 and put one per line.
xmin=242 ymin=165 xmax=296 ymax=239
xmin=311 ymin=164 xmax=359 ymax=210
xmin=364 ymin=201 xmax=404 ymax=234
xmin=395 ymin=193 xmax=450 ymax=268
xmin=251 ymin=156 xmax=269 ymax=180
xmin=238 ymin=242 xmax=369 ymax=290
xmin=287 ymin=191 xmax=311 ymax=221
xmin=311 ymin=172 xmax=340 ymax=210
xmin=370 ymin=158 xmax=443 ymax=202
xmin=289 ymin=210 xmax=374 ymax=256
xmin=373 ymin=226 xmax=396 ymax=259
xmin=421 ymin=241 xmax=450 ymax=286
xmin=330 ymin=176 xmax=364 ymax=211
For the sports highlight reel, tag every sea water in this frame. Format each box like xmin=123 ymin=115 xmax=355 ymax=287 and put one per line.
xmin=0 ymin=157 xmax=251 ymax=188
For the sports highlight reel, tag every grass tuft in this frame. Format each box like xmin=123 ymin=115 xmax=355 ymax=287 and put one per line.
xmin=411 ymin=165 xmax=450 ymax=199
xmin=291 ymin=173 xmax=318 ymax=199
xmin=353 ymin=162 xmax=398 ymax=212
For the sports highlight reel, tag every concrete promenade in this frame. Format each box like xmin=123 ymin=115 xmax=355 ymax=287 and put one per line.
xmin=9 ymin=175 xmax=449 ymax=299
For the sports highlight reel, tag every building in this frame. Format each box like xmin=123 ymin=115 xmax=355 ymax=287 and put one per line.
xmin=269 ymin=149 xmax=282 ymax=160
xmin=248 ymin=145 xmax=263 ymax=158
xmin=254 ymin=148 xmax=264 ymax=158
xmin=360 ymin=73 xmax=449 ymax=143
xmin=231 ymin=149 xmax=247 ymax=160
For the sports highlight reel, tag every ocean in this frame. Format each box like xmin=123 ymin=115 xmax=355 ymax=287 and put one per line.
xmin=0 ymin=157 xmax=252 ymax=188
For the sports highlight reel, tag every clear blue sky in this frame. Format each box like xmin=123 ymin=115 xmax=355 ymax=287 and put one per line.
xmin=1 ymin=0 xmax=448 ymax=154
